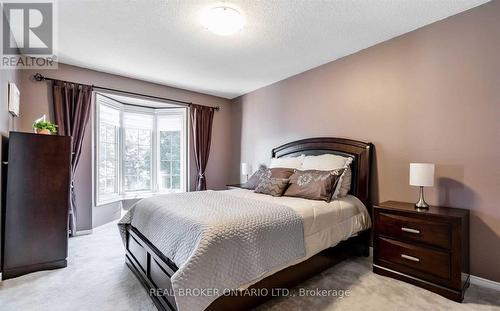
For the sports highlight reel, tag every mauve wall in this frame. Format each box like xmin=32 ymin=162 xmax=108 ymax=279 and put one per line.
xmin=0 ymin=69 xmax=20 ymax=135
xmin=231 ymin=1 xmax=500 ymax=281
xmin=19 ymin=63 xmax=232 ymax=231
xmin=0 ymin=68 xmax=21 ymax=268
xmin=1 ymin=68 xmax=21 ymax=190
xmin=0 ymin=68 xmax=20 ymax=197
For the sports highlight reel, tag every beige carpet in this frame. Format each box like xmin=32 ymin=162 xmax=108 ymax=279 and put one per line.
xmin=0 ymin=220 xmax=499 ymax=311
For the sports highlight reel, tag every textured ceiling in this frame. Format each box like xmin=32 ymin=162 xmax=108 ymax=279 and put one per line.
xmin=57 ymin=0 xmax=489 ymax=99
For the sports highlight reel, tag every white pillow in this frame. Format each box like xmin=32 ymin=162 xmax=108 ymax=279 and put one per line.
xmin=302 ymin=154 xmax=351 ymax=170
xmin=301 ymin=154 xmax=353 ymax=198
xmin=269 ymin=155 xmax=304 ymax=169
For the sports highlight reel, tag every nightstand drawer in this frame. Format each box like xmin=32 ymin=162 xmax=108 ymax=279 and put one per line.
xmin=376 ymin=237 xmax=450 ymax=280
xmin=375 ymin=212 xmax=451 ymax=249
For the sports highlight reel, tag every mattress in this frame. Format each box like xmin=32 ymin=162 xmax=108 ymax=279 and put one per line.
xmin=223 ymin=188 xmax=371 ymax=287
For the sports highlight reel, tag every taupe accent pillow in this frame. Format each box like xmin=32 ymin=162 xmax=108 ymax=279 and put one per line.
xmin=254 ymin=177 xmax=290 ymax=197
xmin=242 ymin=166 xmax=267 ymax=190
xmin=263 ymin=167 xmax=295 ymax=179
xmin=242 ymin=167 xmax=293 ymax=190
xmin=284 ymin=169 xmax=345 ymax=202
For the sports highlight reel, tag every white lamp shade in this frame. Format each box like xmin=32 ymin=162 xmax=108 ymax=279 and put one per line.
xmin=241 ymin=163 xmax=251 ymax=175
xmin=409 ymin=163 xmax=435 ymax=187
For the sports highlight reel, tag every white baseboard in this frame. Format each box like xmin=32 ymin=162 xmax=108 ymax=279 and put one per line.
xmin=470 ymin=275 xmax=500 ymax=291
xmin=73 ymin=229 xmax=93 ymax=236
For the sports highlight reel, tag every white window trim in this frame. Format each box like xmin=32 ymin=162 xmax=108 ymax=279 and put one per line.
xmin=94 ymin=94 xmax=123 ymax=206
xmin=93 ymin=92 xmax=188 ymax=206
xmin=121 ymin=106 xmax=154 ymax=194
xmin=155 ymin=108 xmax=188 ymax=194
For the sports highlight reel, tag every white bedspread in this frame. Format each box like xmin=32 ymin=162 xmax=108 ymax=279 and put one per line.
xmin=223 ymin=189 xmax=371 ymax=286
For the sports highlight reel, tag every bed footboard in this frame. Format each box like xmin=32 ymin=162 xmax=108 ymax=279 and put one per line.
xmin=126 ymin=226 xmax=178 ymax=311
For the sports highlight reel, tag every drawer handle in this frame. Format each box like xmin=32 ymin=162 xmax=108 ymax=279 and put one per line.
xmin=401 ymin=254 xmax=420 ymax=262
xmin=401 ymin=227 xmax=420 ymax=234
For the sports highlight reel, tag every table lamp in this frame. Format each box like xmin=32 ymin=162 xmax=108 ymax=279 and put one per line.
xmin=241 ymin=163 xmax=251 ymax=182
xmin=409 ymin=163 xmax=435 ymax=210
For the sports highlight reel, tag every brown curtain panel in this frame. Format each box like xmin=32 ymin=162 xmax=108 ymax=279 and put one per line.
xmin=53 ymin=80 xmax=92 ymax=235
xmin=190 ymin=104 xmax=215 ymax=191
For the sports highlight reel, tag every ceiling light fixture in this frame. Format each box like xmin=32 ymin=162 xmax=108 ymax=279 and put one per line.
xmin=200 ymin=6 xmax=245 ymax=36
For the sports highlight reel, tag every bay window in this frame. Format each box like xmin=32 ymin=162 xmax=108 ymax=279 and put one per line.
xmin=95 ymin=93 xmax=187 ymax=205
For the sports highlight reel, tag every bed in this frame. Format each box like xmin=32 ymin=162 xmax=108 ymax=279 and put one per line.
xmin=121 ymin=137 xmax=373 ymax=311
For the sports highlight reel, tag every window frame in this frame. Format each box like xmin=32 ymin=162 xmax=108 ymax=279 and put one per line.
xmin=94 ymin=93 xmax=188 ymax=206
xmin=95 ymin=95 xmax=122 ymax=205
xmin=156 ymin=108 xmax=187 ymax=193
xmin=121 ymin=105 xmax=155 ymax=194
xmin=98 ymin=122 xmax=120 ymax=195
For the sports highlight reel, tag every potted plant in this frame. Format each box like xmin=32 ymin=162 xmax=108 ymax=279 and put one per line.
xmin=33 ymin=120 xmax=58 ymax=135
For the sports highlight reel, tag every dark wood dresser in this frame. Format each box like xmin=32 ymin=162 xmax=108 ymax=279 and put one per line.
xmin=373 ymin=201 xmax=469 ymax=302
xmin=1 ymin=132 xmax=72 ymax=280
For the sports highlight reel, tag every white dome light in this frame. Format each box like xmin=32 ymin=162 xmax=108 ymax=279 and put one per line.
xmin=200 ymin=7 xmax=244 ymax=36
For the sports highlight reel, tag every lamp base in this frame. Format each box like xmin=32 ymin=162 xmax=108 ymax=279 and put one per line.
xmin=414 ymin=186 xmax=430 ymax=210
xmin=414 ymin=201 xmax=430 ymax=210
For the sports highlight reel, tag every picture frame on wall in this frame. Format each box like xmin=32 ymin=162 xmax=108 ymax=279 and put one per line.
xmin=8 ymin=82 xmax=20 ymax=117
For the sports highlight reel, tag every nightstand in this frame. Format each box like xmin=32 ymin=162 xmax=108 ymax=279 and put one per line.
xmin=226 ymin=184 xmax=245 ymax=190
xmin=373 ymin=201 xmax=469 ymax=302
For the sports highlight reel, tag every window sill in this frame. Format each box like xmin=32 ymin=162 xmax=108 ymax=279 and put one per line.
xmin=95 ymin=196 xmax=122 ymax=207
xmin=122 ymin=192 xmax=159 ymax=200
xmin=96 ymin=190 xmax=183 ymax=206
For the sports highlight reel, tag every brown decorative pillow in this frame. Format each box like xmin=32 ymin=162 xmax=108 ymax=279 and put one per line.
xmin=263 ymin=167 xmax=295 ymax=179
xmin=241 ymin=166 xmax=267 ymax=190
xmin=242 ymin=167 xmax=294 ymax=190
xmin=254 ymin=177 xmax=290 ymax=197
xmin=284 ymin=169 xmax=345 ymax=202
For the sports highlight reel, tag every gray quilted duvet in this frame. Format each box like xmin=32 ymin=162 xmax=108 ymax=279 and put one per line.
xmin=118 ymin=190 xmax=305 ymax=311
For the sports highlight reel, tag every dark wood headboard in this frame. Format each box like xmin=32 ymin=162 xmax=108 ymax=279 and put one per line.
xmin=272 ymin=137 xmax=373 ymax=211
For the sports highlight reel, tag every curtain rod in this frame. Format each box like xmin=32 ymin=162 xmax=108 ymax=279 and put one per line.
xmin=33 ymin=73 xmax=220 ymax=111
